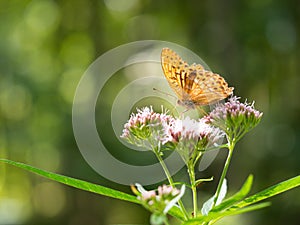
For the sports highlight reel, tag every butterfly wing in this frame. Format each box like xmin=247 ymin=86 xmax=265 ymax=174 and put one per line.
xmin=161 ymin=48 xmax=190 ymax=100
xmin=161 ymin=47 xmax=233 ymax=106
xmin=189 ymin=70 xmax=234 ymax=105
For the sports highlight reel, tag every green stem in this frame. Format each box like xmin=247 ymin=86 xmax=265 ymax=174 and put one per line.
xmin=154 ymin=150 xmax=174 ymax=185
xmin=154 ymin=149 xmax=189 ymax=220
xmin=187 ymin=162 xmax=197 ymax=217
xmin=213 ymin=140 xmax=235 ymax=207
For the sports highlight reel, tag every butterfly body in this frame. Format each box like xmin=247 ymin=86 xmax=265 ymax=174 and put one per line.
xmin=161 ymin=48 xmax=234 ymax=108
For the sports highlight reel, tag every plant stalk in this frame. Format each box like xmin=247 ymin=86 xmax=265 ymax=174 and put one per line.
xmin=154 ymin=149 xmax=189 ymax=220
xmin=187 ymin=163 xmax=198 ymax=217
xmin=213 ymin=140 xmax=235 ymax=207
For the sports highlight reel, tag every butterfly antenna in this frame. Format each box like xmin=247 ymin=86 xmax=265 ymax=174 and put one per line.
xmin=153 ymin=88 xmax=177 ymax=101
xmin=153 ymin=88 xmax=179 ymax=116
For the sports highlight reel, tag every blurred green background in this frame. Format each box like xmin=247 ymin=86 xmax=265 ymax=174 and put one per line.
xmin=0 ymin=0 xmax=299 ymax=224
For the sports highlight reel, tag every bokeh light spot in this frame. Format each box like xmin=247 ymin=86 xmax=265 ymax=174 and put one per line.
xmin=24 ymin=0 xmax=60 ymax=35
xmin=33 ymin=182 xmax=66 ymax=217
xmin=104 ymin=0 xmax=140 ymax=12
xmin=125 ymin=15 xmax=159 ymax=40
xmin=0 ymin=198 xmax=29 ymax=225
xmin=59 ymin=68 xmax=84 ymax=104
xmin=0 ymin=83 xmax=32 ymax=121
xmin=60 ymin=33 xmax=94 ymax=68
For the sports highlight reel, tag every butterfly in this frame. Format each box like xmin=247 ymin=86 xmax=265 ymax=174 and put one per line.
xmin=161 ymin=48 xmax=234 ymax=109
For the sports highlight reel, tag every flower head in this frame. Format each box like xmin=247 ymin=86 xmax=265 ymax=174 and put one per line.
xmin=132 ymin=183 xmax=185 ymax=215
xmin=163 ymin=116 xmax=225 ymax=164
xmin=205 ymin=96 xmax=263 ymax=142
xmin=121 ymin=106 xmax=174 ymax=150
xmin=121 ymin=106 xmax=225 ymax=165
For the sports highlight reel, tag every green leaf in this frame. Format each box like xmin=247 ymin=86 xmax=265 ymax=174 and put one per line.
xmin=211 ymin=174 xmax=253 ymax=212
xmin=233 ymin=175 xmax=300 ymax=208
xmin=0 ymin=159 xmax=138 ymax=203
xmin=182 ymin=202 xmax=270 ymax=225
xmin=168 ymin=206 xmax=186 ymax=220
xmin=182 ymin=175 xmax=300 ymax=225
xmin=216 ymin=178 xmax=227 ymax=205
xmin=201 ymin=195 xmax=215 ymax=216
xmin=0 ymin=159 xmax=185 ymax=220
xmin=201 ymin=179 xmax=227 ymax=216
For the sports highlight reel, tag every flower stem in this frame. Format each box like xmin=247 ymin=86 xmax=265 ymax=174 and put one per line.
xmin=154 ymin=148 xmax=189 ymax=220
xmin=213 ymin=140 xmax=235 ymax=207
xmin=187 ymin=163 xmax=198 ymax=217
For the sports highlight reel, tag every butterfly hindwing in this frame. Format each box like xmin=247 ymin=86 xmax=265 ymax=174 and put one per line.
xmin=190 ymin=70 xmax=234 ymax=105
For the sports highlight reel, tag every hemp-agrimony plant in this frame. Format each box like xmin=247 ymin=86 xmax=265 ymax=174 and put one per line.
xmin=120 ymin=96 xmax=293 ymax=225
xmin=0 ymin=60 xmax=299 ymax=225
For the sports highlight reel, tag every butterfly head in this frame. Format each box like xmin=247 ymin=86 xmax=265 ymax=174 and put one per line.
xmin=177 ymin=99 xmax=196 ymax=109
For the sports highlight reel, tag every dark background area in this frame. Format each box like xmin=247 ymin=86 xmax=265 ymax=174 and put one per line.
xmin=0 ymin=0 xmax=299 ymax=224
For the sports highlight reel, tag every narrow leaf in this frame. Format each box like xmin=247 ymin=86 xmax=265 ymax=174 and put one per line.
xmin=201 ymin=179 xmax=227 ymax=215
xmin=201 ymin=195 xmax=214 ymax=216
xmin=234 ymin=175 xmax=300 ymax=208
xmin=0 ymin=159 xmax=138 ymax=203
xmin=0 ymin=159 xmax=185 ymax=220
xmin=216 ymin=178 xmax=227 ymax=205
xmin=182 ymin=202 xmax=270 ymax=225
xmin=211 ymin=174 xmax=253 ymax=212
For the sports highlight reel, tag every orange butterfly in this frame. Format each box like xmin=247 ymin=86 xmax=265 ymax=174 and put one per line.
xmin=161 ymin=48 xmax=234 ymax=109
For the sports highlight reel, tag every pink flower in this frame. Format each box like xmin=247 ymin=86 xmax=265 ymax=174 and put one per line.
xmin=162 ymin=116 xmax=225 ymax=164
xmin=165 ymin=117 xmax=224 ymax=143
xmin=134 ymin=183 xmax=185 ymax=215
xmin=121 ymin=106 xmax=175 ymax=149
xmin=141 ymin=190 xmax=156 ymax=200
xmin=205 ymin=96 xmax=263 ymax=142
xmin=121 ymin=106 xmax=225 ymax=164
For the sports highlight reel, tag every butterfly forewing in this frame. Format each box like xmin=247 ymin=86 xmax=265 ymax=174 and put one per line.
xmin=161 ymin=48 xmax=233 ymax=108
xmin=161 ymin=48 xmax=189 ymax=100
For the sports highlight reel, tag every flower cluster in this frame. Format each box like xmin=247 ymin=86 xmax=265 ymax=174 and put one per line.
xmin=205 ymin=96 xmax=263 ymax=142
xmin=164 ymin=117 xmax=224 ymax=164
xmin=121 ymin=107 xmax=224 ymax=164
xmin=132 ymin=183 xmax=185 ymax=215
xmin=121 ymin=106 xmax=174 ymax=150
